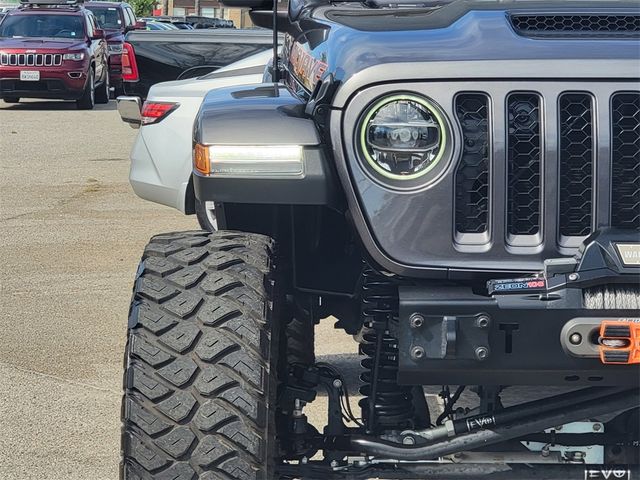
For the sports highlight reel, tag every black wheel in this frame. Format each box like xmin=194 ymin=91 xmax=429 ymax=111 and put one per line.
xmin=122 ymin=230 xmax=280 ymax=480
xmin=195 ymin=199 xmax=218 ymax=231
xmin=3 ymin=97 xmax=20 ymax=103
xmin=95 ymin=69 xmax=110 ymax=104
xmin=76 ymin=68 xmax=95 ymax=110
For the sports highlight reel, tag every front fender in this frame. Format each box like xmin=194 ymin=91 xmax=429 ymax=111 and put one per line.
xmin=193 ymin=83 xmax=340 ymax=207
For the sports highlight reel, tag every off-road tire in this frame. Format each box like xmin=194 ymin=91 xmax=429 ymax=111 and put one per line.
xmin=95 ymin=68 xmax=110 ymax=104
xmin=76 ymin=68 xmax=95 ymax=110
xmin=3 ymin=97 xmax=19 ymax=103
xmin=121 ymin=230 xmax=279 ymax=479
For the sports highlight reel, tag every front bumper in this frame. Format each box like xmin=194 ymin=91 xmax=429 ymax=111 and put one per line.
xmin=398 ymin=229 xmax=640 ymax=386
xmin=0 ymin=66 xmax=87 ymax=99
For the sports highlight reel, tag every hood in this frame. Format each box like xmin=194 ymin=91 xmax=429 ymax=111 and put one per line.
xmin=0 ymin=37 xmax=87 ymax=50
xmin=104 ymin=30 xmax=125 ymax=43
xmin=284 ymin=0 xmax=640 ymax=93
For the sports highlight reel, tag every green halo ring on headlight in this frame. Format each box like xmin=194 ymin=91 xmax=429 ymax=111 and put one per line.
xmin=359 ymin=94 xmax=448 ymax=181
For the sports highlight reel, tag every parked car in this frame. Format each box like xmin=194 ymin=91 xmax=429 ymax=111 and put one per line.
xmin=116 ymin=49 xmax=271 ymax=230
xmin=0 ymin=0 xmax=109 ymax=108
xmin=120 ymin=0 xmax=640 ymax=479
xmin=85 ymin=1 xmax=144 ymax=96
xmin=140 ymin=15 xmax=193 ymax=29
xmin=120 ymin=28 xmax=276 ymax=99
xmin=143 ymin=20 xmax=177 ymax=30
xmin=179 ymin=15 xmax=230 ymax=29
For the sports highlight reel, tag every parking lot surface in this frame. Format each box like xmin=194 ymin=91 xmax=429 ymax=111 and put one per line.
xmin=0 ymin=99 xmax=356 ymax=479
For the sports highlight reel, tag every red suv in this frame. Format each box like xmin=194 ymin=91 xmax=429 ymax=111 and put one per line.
xmin=0 ymin=0 xmax=109 ymax=109
xmin=85 ymin=1 xmax=143 ymax=96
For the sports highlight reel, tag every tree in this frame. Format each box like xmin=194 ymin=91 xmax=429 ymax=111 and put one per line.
xmin=130 ymin=0 xmax=156 ymax=17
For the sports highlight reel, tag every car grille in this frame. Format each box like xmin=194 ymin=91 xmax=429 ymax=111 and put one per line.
xmin=454 ymin=94 xmax=490 ymax=235
xmin=0 ymin=53 xmax=63 ymax=67
xmin=506 ymin=93 xmax=542 ymax=237
xmin=611 ymin=92 xmax=640 ymax=229
xmin=511 ymin=14 xmax=640 ymax=37
xmin=454 ymin=87 xmax=640 ymax=247
xmin=558 ymin=93 xmax=594 ymax=238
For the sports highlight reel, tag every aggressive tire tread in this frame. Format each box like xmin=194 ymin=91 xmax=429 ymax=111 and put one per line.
xmin=122 ymin=231 xmax=277 ymax=480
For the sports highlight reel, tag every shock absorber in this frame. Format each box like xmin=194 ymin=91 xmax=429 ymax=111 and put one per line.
xmin=358 ymin=264 xmax=415 ymax=434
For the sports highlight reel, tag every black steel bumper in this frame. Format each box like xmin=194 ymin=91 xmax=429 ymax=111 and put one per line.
xmin=398 ymin=229 xmax=640 ymax=386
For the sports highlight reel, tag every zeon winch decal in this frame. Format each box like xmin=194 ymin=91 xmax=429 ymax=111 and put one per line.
xmin=487 ymin=277 xmax=546 ymax=295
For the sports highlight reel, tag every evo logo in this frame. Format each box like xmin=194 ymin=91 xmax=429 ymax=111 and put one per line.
xmin=584 ymin=468 xmax=632 ymax=480
xmin=466 ymin=416 xmax=495 ymax=430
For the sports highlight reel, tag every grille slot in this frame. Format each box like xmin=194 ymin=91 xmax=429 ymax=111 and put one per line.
xmin=511 ymin=14 xmax=640 ymax=36
xmin=0 ymin=53 xmax=62 ymax=66
xmin=454 ymin=93 xmax=490 ymax=236
xmin=558 ymin=93 xmax=594 ymax=239
xmin=507 ymin=93 xmax=542 ymax=239
xmin=611 ymin=92 xmax=640 ymax=229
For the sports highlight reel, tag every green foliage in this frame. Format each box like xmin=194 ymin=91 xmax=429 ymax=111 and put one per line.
xmin=130 ymin=0 xmax=156 ymax=17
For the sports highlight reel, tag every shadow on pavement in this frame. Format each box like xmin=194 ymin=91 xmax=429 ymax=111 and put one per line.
xmin=1 ymin=99 xmax=117 ymax=111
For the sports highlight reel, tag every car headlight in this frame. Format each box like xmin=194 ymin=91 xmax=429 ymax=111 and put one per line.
xmin=63 ymin=53 xmax=85 ymax=61
xmin=359 ymin=94 xmax=447 ymax=181
xmin=108 ymin=44 xmax=123 ymax=55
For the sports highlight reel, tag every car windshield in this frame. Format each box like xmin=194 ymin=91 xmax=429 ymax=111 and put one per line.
xmin=87 ymin=6 xmax=122 ymax=30
xmin=0 ymin=14 xmax=84 ymax=39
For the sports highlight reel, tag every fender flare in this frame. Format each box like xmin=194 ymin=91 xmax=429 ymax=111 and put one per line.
xmin=193 ymin=83 xmax=341 ymax=207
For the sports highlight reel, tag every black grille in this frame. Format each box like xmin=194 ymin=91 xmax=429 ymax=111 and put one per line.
xmin=511 ymin=14 xmax=640 ymax=36
xmin=507 ymin=93 xmax=542 ymax=237
xmin=454 ymin=94 xmax=490 ymax=234
xmin=611 ymin=92 xmax=640 ymax=229
xmin=558 ymin=93 xmax=594 ymax=238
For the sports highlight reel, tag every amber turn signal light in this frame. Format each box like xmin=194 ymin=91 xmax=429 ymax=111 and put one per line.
xmin=194 ymin=144 xmax=210 ymax=175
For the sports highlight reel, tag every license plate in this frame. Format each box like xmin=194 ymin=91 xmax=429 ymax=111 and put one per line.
xmin=20 ymin=70 xmax=40 ymax=81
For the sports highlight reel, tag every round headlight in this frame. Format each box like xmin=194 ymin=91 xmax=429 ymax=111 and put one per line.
xmin=359 ymin=94 xmax=447 ymax=181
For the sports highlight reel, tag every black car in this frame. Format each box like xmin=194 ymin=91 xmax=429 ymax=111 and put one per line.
xmin=120 ymin=0 xmax=640 ymax=479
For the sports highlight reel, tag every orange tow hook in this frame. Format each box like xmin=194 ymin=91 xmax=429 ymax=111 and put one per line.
xmin=599 ymin=321 xmax=640 ymax=365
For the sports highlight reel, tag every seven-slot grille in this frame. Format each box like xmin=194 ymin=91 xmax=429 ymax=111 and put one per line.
xmin=454 ymin=89 xmax=640 ymax=247
xmin=0 ymin=53 xmax=63 ymax=67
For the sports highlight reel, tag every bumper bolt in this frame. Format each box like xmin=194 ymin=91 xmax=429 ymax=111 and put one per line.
xmin=332 ymin=379 xmax=343 ymax=389
xmin=410 ymin=346 xmax=425 ymax=360
xmin=569 ymin=333 xmax=582 ymax=345
xmin=410 ymin=314 xmax=425 ymax=329
xmin=475 ymin=346 xmax=490 ymax=361
xmin=476 ymin=315 xmax=490 ymax=328
xmin=568 ymin=273 xmax=579 ymax=281
xmin=402 ymin=436 xmax=416 ymax=445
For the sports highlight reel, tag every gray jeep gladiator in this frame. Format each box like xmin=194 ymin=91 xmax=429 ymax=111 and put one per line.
xmin=120 ymin=1 xmax=640 ymax=479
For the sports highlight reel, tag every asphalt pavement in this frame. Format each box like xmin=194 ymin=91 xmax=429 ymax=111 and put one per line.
xmin=0 ymin=98 xmax=358 ymax=479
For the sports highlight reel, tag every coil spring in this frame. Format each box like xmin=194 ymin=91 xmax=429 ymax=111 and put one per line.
xmin=358 ymin=265 xmax=415 ymax=432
